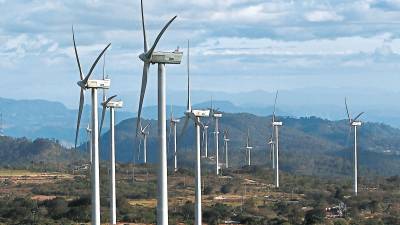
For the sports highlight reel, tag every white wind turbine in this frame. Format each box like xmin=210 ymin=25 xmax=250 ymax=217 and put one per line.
xmin=100 ymin=94 xmax=123 ymax=225
xmin=180 ymin=40 xmax=210 ymax=225
xmin=201 ymin=122 xmax=209 ymax=158
xmin=210 ymin=98 xmax=222 ymax=175
xmin=268 ymin=91 xmax=278 ymax=169
xmin=223 ymin=129 xmax=230 ymax=169
xmin=136 ymin=1 xmax=182 ymax=224
xmin=245 ymin=129 xmax=253 ymax=166
xmin=272 ymin=91 xmax=283 ymax=188
xmin=140 ymin=123 xmax=150 ymax=164
xmin=345 ymin=98 xmax=364 ymax=196
xmin=72 ymin=27 xmax=110 ymax=225
xmin=86 ymin=124 xmax=92 ymax=164
xmin=168 ymin=107 xmax=180 ymax=172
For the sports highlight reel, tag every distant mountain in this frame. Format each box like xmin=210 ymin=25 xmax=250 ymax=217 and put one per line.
xmin=0 ymin=97 xmax=134 ymax=146
xmin=97 ymin=113 xmax=400 ymax=177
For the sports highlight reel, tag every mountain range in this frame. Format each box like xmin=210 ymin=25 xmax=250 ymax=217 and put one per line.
xmin=3 ymin=89 xmax=400 ymax=146
xmin=96 ymin=113 xmax=400 ymax=177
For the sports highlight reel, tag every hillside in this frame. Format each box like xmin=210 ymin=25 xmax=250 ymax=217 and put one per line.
xmin=0 ymin=136 xmax=83 ymax=168
xmin=98 ymin=113 xmax=400 ymax=177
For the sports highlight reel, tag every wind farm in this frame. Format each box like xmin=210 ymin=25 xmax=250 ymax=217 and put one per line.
xmin=1 ymin=1 xmax=400 ymax=225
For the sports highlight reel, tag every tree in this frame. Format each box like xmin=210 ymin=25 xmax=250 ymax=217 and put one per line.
xmin=304 ymin=208 xmax=325 ymax=225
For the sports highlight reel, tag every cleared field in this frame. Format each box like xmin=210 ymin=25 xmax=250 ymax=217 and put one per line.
xmin=0 ymin=169 xmax=41 ymax=176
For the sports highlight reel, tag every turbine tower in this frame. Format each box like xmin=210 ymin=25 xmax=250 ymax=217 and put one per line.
xmin=245 ymin=129 xmax=253 ymax=166
xmin=345 ymin=98 xmax=364 ymax=196
xmin=268 ymin=135 xmax=275 ymax=169
xmin=201 ymin=123 xmax=209 ymax=158
xmin=140 ymin=123 xmax=150 ymax=164
xmin=210 ymin=98 xmax=222 ymax=175
xmin=168 ymin=107 xmax=180 ymax=172
xmin=136 ymin=1 xmax=182 ymax=224
xmin=86 ymin=124 xmax=92 ymax=164
xmin=180 ymin=40 xmax=210 ymax=225
xmin=72 ymin=27 xmax=110 ymax=225
xmin=272 ymin=91 xmax=282 ymax=188
xmin=100 ymin=95 xmax=123 ymax=225
xmin=0 ymin=113 xmax=4 ymax=136
xmin=223 ymin=129 xmax=230 ymax=169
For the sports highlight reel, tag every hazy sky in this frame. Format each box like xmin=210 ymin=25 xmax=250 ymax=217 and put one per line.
xmin=1 ymin=0 xmax=400 ymax=108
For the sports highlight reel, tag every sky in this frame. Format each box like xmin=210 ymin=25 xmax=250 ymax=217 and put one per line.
xmin=1 ymin=0 xmax=400 ymax=109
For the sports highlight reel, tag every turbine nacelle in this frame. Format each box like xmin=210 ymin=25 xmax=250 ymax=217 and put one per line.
xmin=212 ymin=113 xmax=222 ymax=118
xmin=78 ymin=79 xmax=111 ymax=89
xmin=351 ymin=121 xmax=362 ymax=126
xmin=150 ymin=51 xmax=183 ymax=64
xmin=192 ymin=109 xmax=210 ymax=117
xmin=171 ymin=118 xmax=180 ymax=123
xmin=272 ymin=121 xmax=283 ymax=126
xmin=104 ymin=100 xmax=123 ymax=108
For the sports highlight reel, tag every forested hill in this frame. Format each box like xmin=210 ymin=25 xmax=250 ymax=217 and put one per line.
xmin=0 ymin=136 xmax=83 ymax=168
xmin=98 ymin=114 xmax=400 ymax=177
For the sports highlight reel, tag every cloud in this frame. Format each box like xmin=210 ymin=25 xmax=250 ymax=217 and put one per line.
xmin=1 ymin=0 xmax=400 ymax=107
xmin=198 ymin=34 xmax=400 ymax=57
xmin=305 ymin=10 xmax=343 ymax=22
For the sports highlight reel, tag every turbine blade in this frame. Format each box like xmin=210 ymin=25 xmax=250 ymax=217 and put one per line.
xmin=179 ymin=116 xmax=190 ymax=138
xmin=143 ymin=123 xmax=150 ymax=131
xmin=75 ymin=88 xmax=85 ymax=148
xmin=186 ymin=40 xmax=191 ymax=111
xmin=167 ymin=122 xmax=172 ymax=151
xmin=145 ymin=15 xmax=177 ymax=59
xmin=99 ymin=95 xmax=117 ymax=133
xmin=354 ymin=112 xmax=364 ymax=121
xmin=136 ymin=63 xmax=150 ymax=136
xmin=105 ymin=95 xmax=117 ymax=105
xmin=140 ymin=0 xmax=148 ymax=52
xmin=201 ymin=128 xmax=205 ymax=149
xmin=100 ymin=105 xmax=107 ymax=134
xmin=345 ymin=125 xmax=353 ymax=147
xmin=247 ymin=129 xmax=250 ymax=146
xmin=72 ymin=26 xmax=83 ymax=81
xmin=272 ymin=90 xmax=278 ymax=122
xmin=210 ymin=96 xmax=213 ymax=115
xmin=345 ymin=97 xmax=351 ymax=123
xmin=102 ymin=53 xmax=106 ymax=102
xmin=83 ymin=43 xmax=111 ymax=84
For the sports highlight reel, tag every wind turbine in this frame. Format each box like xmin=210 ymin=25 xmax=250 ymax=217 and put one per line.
xmin=272 ymin=91 xmax=282 ymax=188
xmin=140 ymin=123 xmax=150 ymax=164
xmin=168 ymin=107 xmax=180 ymax=172
xmin=345 ymin=98 xmax=364 ymax=196
xmin=223 ymin=129 xmax=230 ymax=169
xmin=180 ymin=40 xmax=210 ymax=225
xmin=99 ymin=94 xmax=123 ymax=225
xmin=201 ymin=122 xmax=209 ymax=158
xmin=210 ymin=98 xmax=222 ymax=175
xmin=0 ymin=113 xmax=4 ymax=136
xmin=269 ymin=91 xmax=279 ymax=169
xmin=72 ymin=27 xmax=110 ymax=225
xmin=136 ymin=1 xmax=182 ymax=224
xmin=86 ymin=124 xmax=92 ymax=164
xmin=245 ymin=129 xmax=253 ymax=166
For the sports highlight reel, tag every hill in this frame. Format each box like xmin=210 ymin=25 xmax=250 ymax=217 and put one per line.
xmin=0 ymin=136 xmax=83 ymax=168
xmin=97 ymin=113 xmax=400 ymax=177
